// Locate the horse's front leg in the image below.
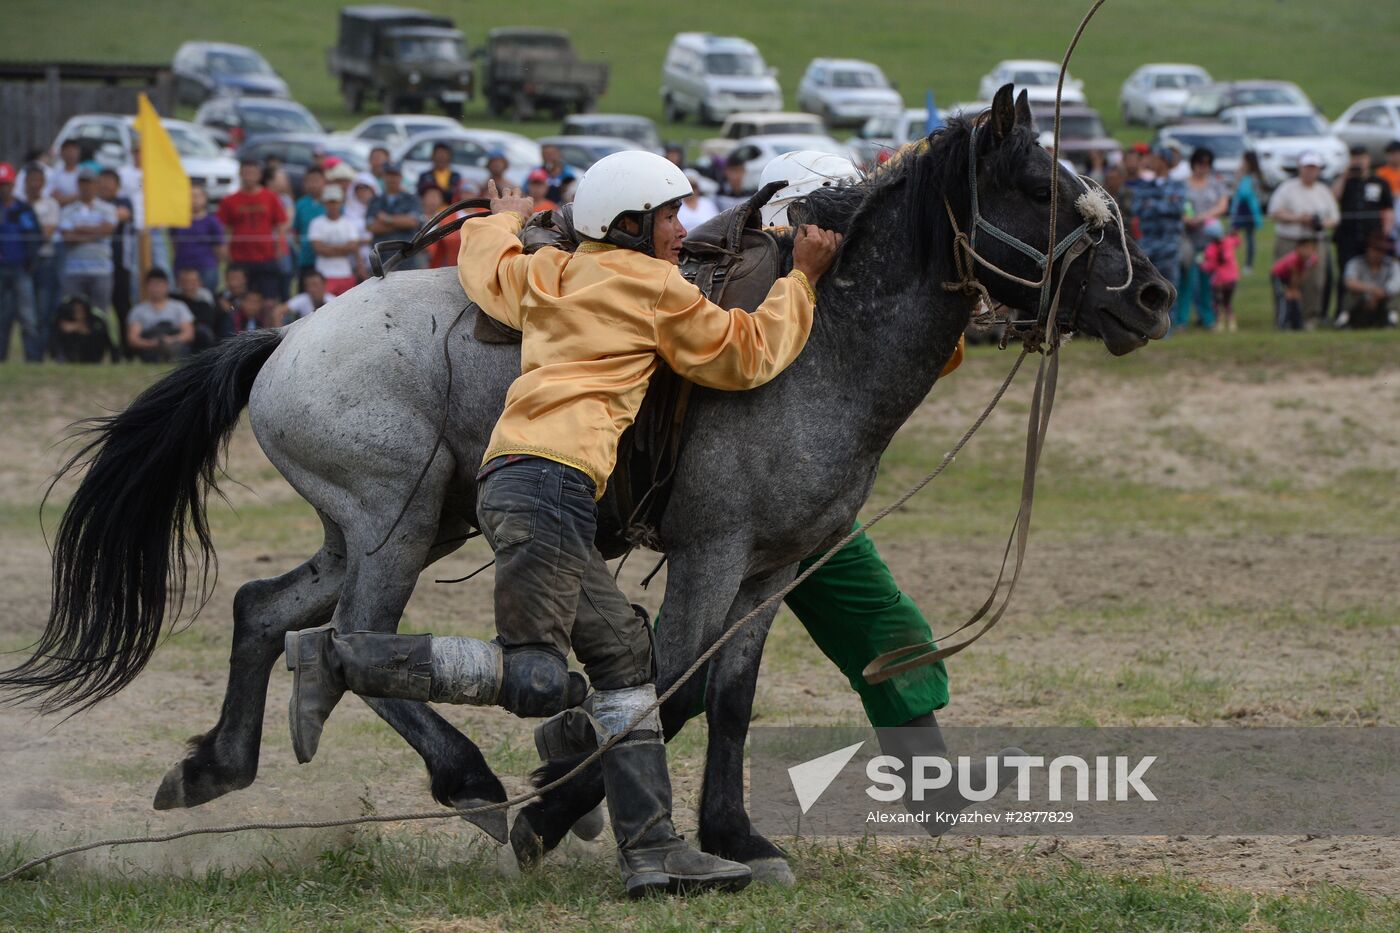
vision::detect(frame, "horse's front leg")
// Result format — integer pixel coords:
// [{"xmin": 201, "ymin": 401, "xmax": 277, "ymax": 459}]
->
[{"xmin": 694, "ymin": 566, "xmax": 796, "ymax": 884}]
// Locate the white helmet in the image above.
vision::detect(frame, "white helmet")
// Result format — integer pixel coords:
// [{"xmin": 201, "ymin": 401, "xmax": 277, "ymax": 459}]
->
[
  {"xmin": 758, "ymin": 151, "xmax": 861, "ymax": 227},
  {"xmin": 572, "ymin": 151, "xmax": 692, "ymax": 253}
]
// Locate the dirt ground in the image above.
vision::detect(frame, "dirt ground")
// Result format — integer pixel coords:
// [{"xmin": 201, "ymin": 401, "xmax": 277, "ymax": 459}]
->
[{"xmin": 1, "ymin": 360, "xmax": 1397, "ymax": 897}]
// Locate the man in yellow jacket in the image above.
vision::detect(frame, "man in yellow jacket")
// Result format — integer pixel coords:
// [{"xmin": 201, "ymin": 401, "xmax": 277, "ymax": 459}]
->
[{"xmin": 285, "ymin": 151, "xmax": 842, "ymax": 897}]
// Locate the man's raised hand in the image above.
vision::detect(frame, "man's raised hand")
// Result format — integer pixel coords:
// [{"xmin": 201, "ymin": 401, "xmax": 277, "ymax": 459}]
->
[{"xmin": 484, "ymin": 180, "xmax": 535, "ymax": 222}]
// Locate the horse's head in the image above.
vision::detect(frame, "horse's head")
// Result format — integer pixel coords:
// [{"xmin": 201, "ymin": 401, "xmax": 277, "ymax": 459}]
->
[{"xmin": 936, "ymin": 85, "xmax": 1174, "ymax": 355}]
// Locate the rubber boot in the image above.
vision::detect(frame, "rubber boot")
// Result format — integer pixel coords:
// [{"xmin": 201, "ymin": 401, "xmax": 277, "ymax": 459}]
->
[
  {"xmin": 285, "ymin": 624, "xmax": 434, "ymax": 765},
  {"xmin": 603, "ymin": 736, "xmax": 751, "ymax": 898},
  {"xmin": 876, "ymin": 712, "xmax": 1025, "ymax": 837}
]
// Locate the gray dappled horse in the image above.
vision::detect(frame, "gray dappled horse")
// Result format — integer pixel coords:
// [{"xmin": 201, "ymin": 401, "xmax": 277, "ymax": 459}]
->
[{"xmin": 2, "ymin": 88, "xmax": 1172, "ymax": 882}]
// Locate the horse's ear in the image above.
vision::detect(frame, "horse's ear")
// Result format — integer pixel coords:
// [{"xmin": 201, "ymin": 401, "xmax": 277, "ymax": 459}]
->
[
  {"xmin": 989, "ymin": 83, "xmax": 1016, "ymax": 141},
  {"xmin": 1014, "ymin": 88, "xmax": 1033, "ymax": 128}
]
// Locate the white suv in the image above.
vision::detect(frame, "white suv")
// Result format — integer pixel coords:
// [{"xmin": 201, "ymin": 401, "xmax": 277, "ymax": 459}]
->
[
  {"xmin": 661, "ymin": 33, "xmax": 782, "ymax": 124},
  {"xmin": 1220, "ymin": 105, "xmax": 1348, "ymax": 186},
  {"xmin": 796, "ymin": 58, "xmax": 902, "ymax": 127}
]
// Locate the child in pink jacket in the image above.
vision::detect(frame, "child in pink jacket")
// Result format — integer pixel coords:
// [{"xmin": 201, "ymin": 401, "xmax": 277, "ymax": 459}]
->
[{"xmin": 1201, "ymin": 220, "xmax": 1242, "ymax": 331}]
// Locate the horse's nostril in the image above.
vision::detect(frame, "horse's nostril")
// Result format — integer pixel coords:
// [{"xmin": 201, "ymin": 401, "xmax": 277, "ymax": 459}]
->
[{"xmin": 1138, "ymin": 282, "xmax": 1172, "ymax": 315}]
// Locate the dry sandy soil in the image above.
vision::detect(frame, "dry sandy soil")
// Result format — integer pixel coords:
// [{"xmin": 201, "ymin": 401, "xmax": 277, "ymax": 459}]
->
[{"xmin": 1, "ymin": 360, "xmax": 1397, "ymax": 897}]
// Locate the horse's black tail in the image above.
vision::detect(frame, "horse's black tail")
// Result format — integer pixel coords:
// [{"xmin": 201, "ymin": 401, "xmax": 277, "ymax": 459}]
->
[{"xmin": 0, "ymin": 330, "xmax": 284, "ymax": 714}]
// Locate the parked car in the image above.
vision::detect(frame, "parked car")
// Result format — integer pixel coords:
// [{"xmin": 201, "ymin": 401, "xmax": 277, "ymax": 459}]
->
[
  {"xmin": 700, "ymin": 111, "xmax": 826, "ymax": 160},
  {"xmin": 1151, "ymin": 123, "xmax": 1248, "ymax": 182},
  {"xmin": 343, "ymin": 114, "xmax": 463, "ymax": 148},
  {"xmin": 726, "ymin": 134, "xmax": 852, "ymax": 190},
  {"xmin": 796, "ymin": 58, "xmax": 902, "ymax": 127},
  {"xmin": 478, "ymin": 28, "xmax": 609, "ymax": 121},
  {"xmin": 235, "ymin": 133, "xmax": 372, "ymax": 196},
  {"xmin": 850, "ymin": 107, "xmax": 942, "ymax": 167},
  {"xmin": 561, "ymin": 114, "xmax": 661, "ymax": 152},
  {"xmin": 977, "ymin": 60, "xmax": 1085, "ymax": 106},
  {"xmin": 194, "ymin": 96, "xmax": 322, "ymax": 148},
  {"xmin": 327, "ymin": 5, "xmax": 473, "ymax": 116},
  {"xmin": 1218, "ymin": 105, "xmax": 1348, "ymax": 185},
  {"xmin": 1026, "ymin": 102, "xmax": 1121, "ymax": 172},
  {"xmin": 48, "ymin": 114, "xmax": 240, "ymax": 201},
  {"xmin": 1179, "ymin": 80, "xmax": 1313, "ymax": 123},
  {"xmin": 392, "ymin": 128, "xmax": 540, "ymax": 192},
  {"xmin": 1119, "ymin": 63, "xmax": 1211, "ymax": 126},
  {"xmin": 661, "ymin": 33, "xmax": 782, "ymax": 124},
  {"xmin": 535, "ymin": 135, "xmax": 646, "ymax": 172},
  {"xmin": 172, "ymin": 41, "xmax": 289, "ymax": 105},
  {"xmin": 1330, "ymin": 96, "xmax": 1400, "ymax": 161}
]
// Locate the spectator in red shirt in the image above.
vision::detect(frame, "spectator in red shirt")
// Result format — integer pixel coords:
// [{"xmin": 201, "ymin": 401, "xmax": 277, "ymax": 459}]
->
[
  {"xmin": 1271, "ymin": 237, "xmax": 1319, "ymax": 331},
  {"xmin": 526, "ymin": 168, "xmax": 558, "ymax": 214},
  {"xmin": 217, "ymin": 159, "xmax": 289, "ymax": 299}
]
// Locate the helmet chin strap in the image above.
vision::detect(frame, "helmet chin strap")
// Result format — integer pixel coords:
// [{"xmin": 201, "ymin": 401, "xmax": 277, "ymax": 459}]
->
[{"xmin": 601, "ymin": 198, "xmax": 685, "ymax": 258}]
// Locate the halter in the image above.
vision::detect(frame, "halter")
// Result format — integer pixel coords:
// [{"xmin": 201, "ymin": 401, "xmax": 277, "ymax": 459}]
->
[{"xmin": 946, "ymin": 122, "xmax": 1117, "ymax": 350}]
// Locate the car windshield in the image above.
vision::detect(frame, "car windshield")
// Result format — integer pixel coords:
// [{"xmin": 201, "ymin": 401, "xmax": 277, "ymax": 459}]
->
[
  {"xmin": 760, "ymin": 122, "xmax": 821, "ymax": 136},
  {"xmin": 207, "ymin": 50, "xmax": 273, "ymax": 76},
  {"xmin": 863, "ymin": 115, "xmax": 897, "ymax": 138},
  {"xmin": 1244, "ymin": 114, "xmax": 1325, "ymax": 137},
  {"xmin": 569, "ymin": 122, "xmax": 655, "ymax": 146},
  {"xmin": 832, "ymin": 69, "xmax": 883, "ymax": 89},
  {"xmin": 241, "ymin": 105, "xmax": 319, "ymax": 135},
  {"xmin": 1184, "ymin": 92, "xmax": 1223, "ymax": 116},
  {"xmin": 161, "ymin": 125, "xmax": 221, "ymax": 159},
  {"xmin": 1057, "ymin": 114, "xmax": 1107, "ymax": 138},
  {"xmin": 705, "ymin": 52, "xmax": 764, "ymax": 77},
  {"xmin": 495, "ymin": 36, "xmax": 568, "ymax": 58},
  {"xmin": 1012, "ymin": 70, "xmax": 1058, "ymax": 87},
  {"xmin": 395, "ymin": 37, "xmax": 462, "ymax": 61},
  {"xmin": 1153, "ymin": 73, "xmax": 1204, "ymax": 89},
  {"xmin": 1166, "ymin": 134, "xmax": 1245, "ymax": 158},
  {"xmin": 1235, "ymin": 86, "xmax": 1305, "ymax": 107}
]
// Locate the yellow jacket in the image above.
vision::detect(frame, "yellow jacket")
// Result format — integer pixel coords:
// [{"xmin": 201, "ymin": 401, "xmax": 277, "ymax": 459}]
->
[{"xmin": 458, "ymin": 212, "xmax": 815, "ymax": 496}]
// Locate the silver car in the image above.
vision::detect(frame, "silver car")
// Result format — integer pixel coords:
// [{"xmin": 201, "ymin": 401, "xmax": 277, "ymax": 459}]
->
[
  {"xmin": 660, "ymin": 32, "xmax": 782, "ymax": 124},
  {"xmin": 561, "ymin": 114, "xmax": 661, "ymax": 152},
  {"xmin": 393, "ymin": 129, "xmax": 540, "ymax": 191},
  {"xmin": 1219, "ymin": 105, "xmax": 1348, "ymax": 186},
  {"xmin": 1152, "ymin": 124, "xmax": 1247, "ymax": 183},
  {"xmin": 796, "ymin": 58, "xmax": 902, "ymax": 127},
  {"xmin": 1330, "ymin": 96, "xmax": 1400, "ymax": 162},
  {"xmin": 1119, "ymin": 64, "xmax": 1211, "ymax": 126},
  {"xmin": 343, "ymin": 115, "xmax": 463, "ymax": 148},
  {"xmin": 48, "ymin": 114, "xmax": 240, "ymax": 202}
]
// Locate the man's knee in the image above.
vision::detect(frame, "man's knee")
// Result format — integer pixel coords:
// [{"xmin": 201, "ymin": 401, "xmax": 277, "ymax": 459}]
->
[{"xmin": 499, "ymin": 646, "xmax": 588, "ymax": 718}]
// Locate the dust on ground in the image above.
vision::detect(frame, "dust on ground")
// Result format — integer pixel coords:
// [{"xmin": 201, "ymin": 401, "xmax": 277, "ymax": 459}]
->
[{"xmin": 0, "ymin": 363, "xmax": 1397, "ymax": 896}]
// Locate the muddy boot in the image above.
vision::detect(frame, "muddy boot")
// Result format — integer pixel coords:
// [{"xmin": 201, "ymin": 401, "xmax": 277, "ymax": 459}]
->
[
  {"xmin": 877, "ymin": 712, "xmax": 1024, "ymax": 837},
  {"xmin": 285, "ymin": 625, "xmax": 501, "ymax": 764}
]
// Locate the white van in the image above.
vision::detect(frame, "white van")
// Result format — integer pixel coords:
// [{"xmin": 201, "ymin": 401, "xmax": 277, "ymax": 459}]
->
[{"xmin": 660, "ymin": 33, "xmax": 782, "ymax": 124}]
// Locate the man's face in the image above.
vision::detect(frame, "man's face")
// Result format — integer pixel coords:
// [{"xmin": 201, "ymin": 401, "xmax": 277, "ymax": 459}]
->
[
  {"xmin": 432, "ymin": 146, "xmax": 451, "ymax": 169},
  {"xmin": 305, "ymin": 275, "xmax": 327, "ymax": 301},
  {"xmin": 177, "ymin": 270, "xmax": 201, "ymax": 295},
  {"xmin": 487, "ymin": 157, "xmax": 507, "ymax": 177},
  {"xmin": 304, "ymin": 173, "xmax": 325, "ymax": 198},
  {"xmin": 77, "ymin": 177, "xmax": 95, "ymax": 201},
  {"xmin": 191, "ymin": 187, "xmax": 208, "ymax": 213},
  {"xmin": 60, "ymin": 143, "xmax": 79, "ymax": 167},
  {"xmin": 24, "ymin": 171, "xmax": 45, "ymax": 201},
  {"xmin": 1299, "ymin": 164, "xmax": 1321, "ymax": 185},
  {"xmin": 541, "ymin": 146, "xmax": 561, "ymax": 169},
  {"xmin": 383, "ymin": 171, "xmax": 402, "ymax": 193},
  {"xmin": 527, "ymin": 179, "xmax": 548, "ymax": 202},
  {"xmin": 370, "ymin": 148, "xmax": 388, "ymax": 171},
  {"xmin": 97, "ymin": 174, "xmax": 118, "ymax": 199},
  {"xmin": 0, "ymin": 182, "xmax": 12, "ymax": 202},
  {"xmin": 724, "ymin": 164, "xmax": 745, "ymax": 189},
  {"xmin": 1388, "ymin": 149, "xmax": 1400, "ymax": 168},
  {"xmin": 652, "ymin": 203, "xmax": 687, "ymax": 265},
  {"xmin": 227, "ymin": 270, "xmax": 247, "ymax": 294},
  {"xmin": 1350, "ymin": 152, "xmax": 1371, "ymax": 174},
  {"xmin": 240, "ymin": 163, "xmax": 262, "ymax": 188},
  {"xmin": 241, "ymin": 293, "xmax": 264, "ymax": 318},
  {"xmin": 147, "ymin": 277, "xmax": 170, "ymax": 302},
  {"xmin": 420, "ymin": 189, "xmax": 444, "ymax": 216},
  {"xmin": 325, "ymin": 197, "xmax": 342, "ymax": 219}
]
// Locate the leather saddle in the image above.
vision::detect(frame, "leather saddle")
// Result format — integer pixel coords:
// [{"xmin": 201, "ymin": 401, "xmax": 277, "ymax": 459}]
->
[{"xmin": 471, "ymin": 183, "xmax": 788, "ymax": 555}]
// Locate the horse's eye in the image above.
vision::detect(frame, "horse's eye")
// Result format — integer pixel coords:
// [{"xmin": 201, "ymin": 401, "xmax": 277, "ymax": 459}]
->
[{"xmin": 1032, "ymin": 186, "xmax": 1052, "ymax": 203}]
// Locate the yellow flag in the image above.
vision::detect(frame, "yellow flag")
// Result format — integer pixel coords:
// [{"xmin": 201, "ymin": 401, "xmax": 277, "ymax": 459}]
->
[{"xmin": 133, "ymin": 93, "xmax": 191, "ymax": 228}]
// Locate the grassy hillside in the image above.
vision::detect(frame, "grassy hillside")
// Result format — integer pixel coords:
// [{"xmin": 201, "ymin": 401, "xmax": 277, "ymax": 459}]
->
[{"xmin": 3, "ymin": 0, "xmax": 1396, "ymax": 143}]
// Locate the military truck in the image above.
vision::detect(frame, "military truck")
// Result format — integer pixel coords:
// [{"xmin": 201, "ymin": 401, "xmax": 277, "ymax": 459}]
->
[
  {"xmin": 478, "ymin": 28, "xmax": 609, "ymax": 121},
  {"xmin": 328, "ymin": 6, "xmax": 474, "ymax": 117}
]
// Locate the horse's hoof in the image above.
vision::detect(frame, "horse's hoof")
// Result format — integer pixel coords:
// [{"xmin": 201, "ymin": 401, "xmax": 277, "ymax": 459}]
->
[
  {"xmin": 570, "ymin": 803, "xmax": 606, "ymax": 841},
  {"xmin": 511, "ymin": 811, "xmax": 547, "ymax": 871},
  {"xmin": 152, "ymin": 763, "xmax": 187, "ymax": 810},
  {"xmin": 746, "ymin": 856, "xmax": 795, "ymax": 886},
  {"xmin": 454, "ymin": 797, "xmax": 509, "ymax": 844}
]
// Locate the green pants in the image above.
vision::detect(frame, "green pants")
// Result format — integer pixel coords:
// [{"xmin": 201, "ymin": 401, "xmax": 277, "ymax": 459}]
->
[{"xmin": 658, "ymin": 527, "xmax": 949, "ymax": 728}]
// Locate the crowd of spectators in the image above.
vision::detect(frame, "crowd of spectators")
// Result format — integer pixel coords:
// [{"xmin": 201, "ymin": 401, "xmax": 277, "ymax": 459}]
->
[
  {"xmin": 1109, "ymin": 139, "xmax": 1398, "ymax": 332},
  {"xmin": 0, "ymin": 141, "xmax": 609, "ymax": 363}
]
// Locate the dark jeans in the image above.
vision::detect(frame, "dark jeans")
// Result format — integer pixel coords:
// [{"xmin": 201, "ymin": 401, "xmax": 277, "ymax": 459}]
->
[
  {"xmin": 0, "ymin": 265, "xmax": 36, "ymax": 362},
  {"xmin": 239, "ymin": 260, "xmax": 284, "ymax": 300},
  {"xmin": 476, "ymin": 456, "xmax": 652, "ymax": 691},
  {"xmin": 28, "ymin": 254, "xmax": 60, "ymax": 361}
]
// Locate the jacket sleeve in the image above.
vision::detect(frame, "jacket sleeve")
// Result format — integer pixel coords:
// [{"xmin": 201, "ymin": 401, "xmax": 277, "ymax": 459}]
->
[
  {"xmin": 456, "ymin": 212, "xmax": 529, "ymax": 330},
  {"xmin": 652, "ymin": 266, "xmax": 814, "ymax": 391}
]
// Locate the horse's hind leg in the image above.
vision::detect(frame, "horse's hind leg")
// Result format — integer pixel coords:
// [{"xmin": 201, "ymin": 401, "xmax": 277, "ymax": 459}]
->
[{"xmin": 154, "ymin": 512, "xmax": 347, "ymax": 810}]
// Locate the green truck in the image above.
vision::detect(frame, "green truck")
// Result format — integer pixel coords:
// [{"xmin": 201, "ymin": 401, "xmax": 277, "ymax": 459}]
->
[
  {"xmin": 328, "ymin": 5, "xmax": 474, "ymax": 117},
  {"xmin": 479, "ymin": 28, "xmax": 609, "ymax": 121}
]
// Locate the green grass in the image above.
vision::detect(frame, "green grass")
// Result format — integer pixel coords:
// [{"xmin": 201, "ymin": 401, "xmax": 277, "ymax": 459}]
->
[
  {"xmin": 2, "ymin": 834, "xmax": 1397, "ymax": 931},
  {"xmin": 1, "ymin": 0, "xmax": 1397, "ymax": 146}
]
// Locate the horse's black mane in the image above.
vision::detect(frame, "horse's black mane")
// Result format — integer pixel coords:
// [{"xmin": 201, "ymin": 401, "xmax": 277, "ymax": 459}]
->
[{"xmin": 790, "ymin": 113, "xmax": 1039, "ymax": 275}]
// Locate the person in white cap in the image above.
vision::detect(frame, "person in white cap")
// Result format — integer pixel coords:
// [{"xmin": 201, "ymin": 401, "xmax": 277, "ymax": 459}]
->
[
  {"xmin": 306, "ymin": 185, "xmax": 365, "ymax": 295},
  {"xmin": 1267, "ymin": 152, "xmax": 1339, "ymax": 327},
  {"xmin": 283, "ymin": 151, "xmax": 843, "ymax": 898}
]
